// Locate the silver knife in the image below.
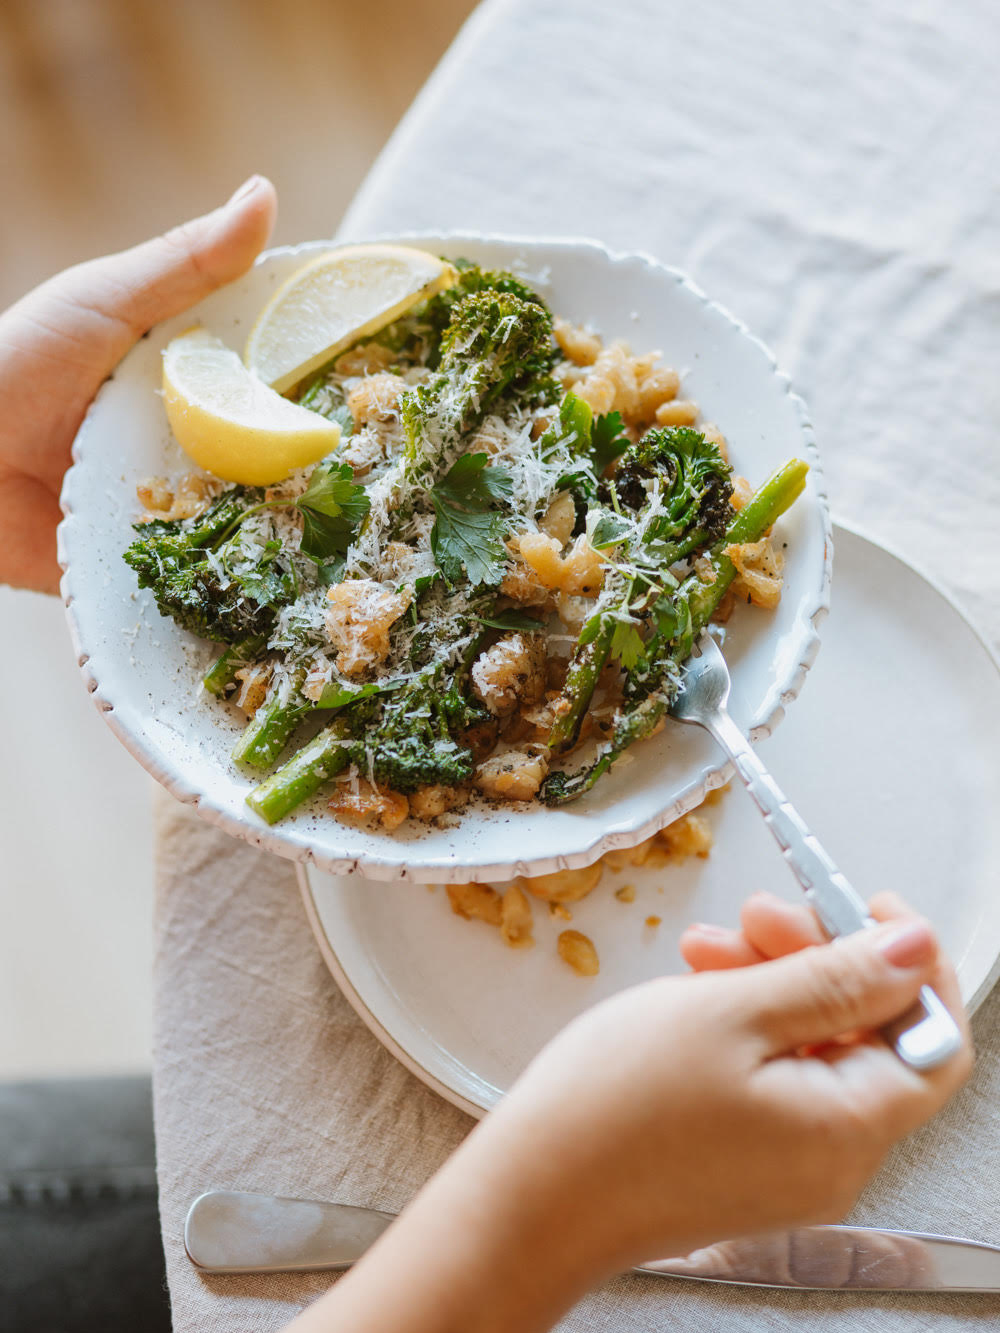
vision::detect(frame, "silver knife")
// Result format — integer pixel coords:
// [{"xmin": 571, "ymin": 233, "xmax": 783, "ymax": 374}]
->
[{"xmin": 185, "ymin": 1191, "xmax": 1000, "ymax": 1292}]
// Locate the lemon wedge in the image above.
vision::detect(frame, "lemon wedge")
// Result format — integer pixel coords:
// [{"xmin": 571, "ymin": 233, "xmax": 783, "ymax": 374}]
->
[
  {"xmin": 244, "ymin": 244, "xmax": 457, "ymax": 393},
  {"xmin": 162, "ymin": 329, "xmax": 341, "ymax": 485}
]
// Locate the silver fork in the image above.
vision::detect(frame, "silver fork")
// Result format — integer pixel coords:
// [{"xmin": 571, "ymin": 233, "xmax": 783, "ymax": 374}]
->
[{"xmin": 669, "ymin": 632, "xmax": 962, "ymax": 1071}]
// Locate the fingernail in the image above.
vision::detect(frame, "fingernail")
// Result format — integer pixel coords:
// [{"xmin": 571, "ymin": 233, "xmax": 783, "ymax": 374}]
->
[
  {"xmin": 227, "ymin": 175, "xmax": 263, "ymax": 207},
  {"xmin": 877, "ymin": 920, "xmax": 935, "ymax": 968},
  {"xmin": 689, "ymin": 922, "xmax": 729, "ymax": 937}
]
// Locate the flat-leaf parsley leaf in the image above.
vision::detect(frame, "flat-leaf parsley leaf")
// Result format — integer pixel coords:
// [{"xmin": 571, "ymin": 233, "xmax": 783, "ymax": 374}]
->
[
  {"xmin": 296, "ymin": 461, "xmax": 371, "ymax": 562},
  {"xmin": 430, "ymin": 453, "xmax": 514, "ymax": 587},
  {"xmin": 591, "ymin": 410, "xmax": 630, "ymax": 474}
]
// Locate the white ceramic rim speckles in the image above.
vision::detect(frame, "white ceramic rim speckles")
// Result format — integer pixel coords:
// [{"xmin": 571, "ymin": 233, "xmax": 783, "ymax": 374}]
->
[{"xmin": 58, "ymin": 233, "xmax": 831, "ymax": 883}]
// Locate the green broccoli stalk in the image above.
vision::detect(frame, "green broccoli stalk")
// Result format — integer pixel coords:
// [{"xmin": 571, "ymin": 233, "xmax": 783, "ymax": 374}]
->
[
  {"xmin": 245, "ymin": 714, "xmax": 356, "ymax": 826},
  {"xmin": 542, "ymin": 458, "xmax": 808, "ymax": 803},
  {"xmin": 232, "ymin": 671, "xmax": 315, "ymax": 769},
  {"xmin": 245, "ymin": 631, "xmax": 491, "ymax": 824},
  {"xmin": 202, "ymin": 633, "xmax": 269, "ymax": 697}
]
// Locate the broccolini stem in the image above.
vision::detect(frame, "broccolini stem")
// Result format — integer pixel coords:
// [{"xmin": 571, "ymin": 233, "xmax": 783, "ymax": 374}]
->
[
  {"xmin": 246, "ymin": 718, "xmax": 354, "ymax": 825},
  {"xmin": 232, "ymin": 677, "xmax": 314, "ymax": 769},
  {"xmin": 202, "ymin": 634, "xmax": 268, "ymax": 697},
  {"xmin": 547, "ymin": 616, "xmax": 616, "ymax": 755},
  {"xmin": 542, "ymin": 695, "xmax": 667, "ymax": 805},
  {"xmin": 542, "ymin": 458, "xmax": 809, "ymax": 805}
]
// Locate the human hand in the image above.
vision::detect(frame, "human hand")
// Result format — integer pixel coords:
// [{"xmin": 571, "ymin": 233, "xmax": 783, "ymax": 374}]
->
[
  {"xmin": 298, "ymin": 893, "xmax": 970, "ymax": 1333},
  {"xmin": 478, "ymin": 891, "xmax": 970, "ymax": 1278},
  {"xmin": 0, "ymin": 175, "xmax": 277, "ymax": 594}
]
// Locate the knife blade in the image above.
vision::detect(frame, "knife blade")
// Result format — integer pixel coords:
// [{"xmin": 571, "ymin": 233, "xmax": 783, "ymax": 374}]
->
[{"xmin": 185, "ymin": 1191, "xmax": 1000, "ymax": 1292}]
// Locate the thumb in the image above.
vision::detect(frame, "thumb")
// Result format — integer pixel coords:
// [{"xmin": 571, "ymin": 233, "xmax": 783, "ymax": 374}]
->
[
  {"xmin": 742, "ymin": 918, "xmax": 939, "ymax": 1054},
  {"xmin": 49, "ymin": 175, "xmax": 277, "ymax": 355}
]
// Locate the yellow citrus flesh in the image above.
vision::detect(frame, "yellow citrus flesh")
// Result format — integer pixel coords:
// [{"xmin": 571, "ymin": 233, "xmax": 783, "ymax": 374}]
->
[
  {"xmin": 244, "ymin": 244, "xmax": 458, "ymax": 393},
  {"xmin": 162, "ymin": 329, "xmax": 341, "ymax": 485}
]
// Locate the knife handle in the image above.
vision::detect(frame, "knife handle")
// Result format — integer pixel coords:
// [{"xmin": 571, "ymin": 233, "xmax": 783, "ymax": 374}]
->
[
  {"xmin": 708, "ymin": 709, "xmax": 963, "ymax": 1072},
  {"xmin": 185, "ymin": 1190, "xmax": 395, "ymax": 1273}
]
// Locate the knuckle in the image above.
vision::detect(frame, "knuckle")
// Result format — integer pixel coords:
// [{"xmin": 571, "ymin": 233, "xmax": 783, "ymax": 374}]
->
[
  {"xmin": 161, "ymin": 221, "xmax": 213, "ymax": 284},
  {"xmin": 806, "ymin": 953, "xmax": 871, "ymax": 1030}
]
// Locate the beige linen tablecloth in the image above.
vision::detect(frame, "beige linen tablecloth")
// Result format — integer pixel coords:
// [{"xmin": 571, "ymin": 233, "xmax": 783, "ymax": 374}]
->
[{"xmin": 153, "ymin": 1, "xmax": 1000, "ymax": 1328}]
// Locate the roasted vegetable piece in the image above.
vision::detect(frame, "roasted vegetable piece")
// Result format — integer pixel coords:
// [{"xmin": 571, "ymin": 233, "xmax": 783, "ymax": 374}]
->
[
  {"xmin": 123, "ymin": 488, "xmax": 297, "ymax": 643},
  {"xmin": 543, "ymin": 458, "xmax": 808, "ymax": 802},
  {"xmin": 232, "ymin": 672, "xmax": 314, "ymax": 769},
  {"xmin": 364, "ymin": 663, "xmax": 487, "ymax": 794},
  {"xmin": 246, "ymin": 714, "xmax": 356, "ymax": 825},
  {"xmin": 396, "ymin": 288, "xmax": 557, "ymax": 502},
  {"xmin": 421, "ymin": 265, "xmax": 551, "ymax": 366},
  {"xmin": 245, "ymin": 629, "xmax": 492, "ymax": 822},
  {"xmin": 202, "ymin": 633, "xmax": 269, "ymax": 697},
  {"xmin": 609, "ymin": 425, "xmax": 734, "ymax": 561},
  {"xmin": 548, "ymin": 427, "xmax": 734, "ymax": 754}
]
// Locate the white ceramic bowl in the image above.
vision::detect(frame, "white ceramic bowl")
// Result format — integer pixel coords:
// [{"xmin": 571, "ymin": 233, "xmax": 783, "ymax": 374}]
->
[{"xmin": 58, "ymin": 234, "xmax": 831, "ymax": 883}]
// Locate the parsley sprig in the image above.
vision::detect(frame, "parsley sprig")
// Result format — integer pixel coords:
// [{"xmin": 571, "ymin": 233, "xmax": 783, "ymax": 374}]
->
[
  {"xmin": 219, "ymin": 460, "xmax": 371, "ymax": 570},
  {"xmin": 429, "ymin": 453, "xmax": 514, "ymax": 587},
  {"xmin": 294, "ymin": 461, "xmax": 371, "ymax": 562}
]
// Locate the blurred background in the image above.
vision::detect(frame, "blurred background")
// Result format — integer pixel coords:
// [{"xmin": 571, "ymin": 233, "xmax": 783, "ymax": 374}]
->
[{"xmin": 0, "ymin": 0, "xmax": 476, "ymax": 1077}]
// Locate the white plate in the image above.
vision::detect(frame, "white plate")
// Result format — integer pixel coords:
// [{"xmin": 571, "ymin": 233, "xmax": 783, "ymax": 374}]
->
[
  {"xmin": 58, "ymin": 233, "xmax": 829, "ymax": 882},
  {"xmin": 300, "ymin": 523, "xmax": 1000, "ymax": 1117}
]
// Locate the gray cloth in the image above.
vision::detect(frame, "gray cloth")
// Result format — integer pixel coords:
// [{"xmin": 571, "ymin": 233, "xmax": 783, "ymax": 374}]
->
[
  {"xmin": 2, "ymin": 1077, "xmax": 170, "ymax": 1333},
  {"xmin": 153, "ymin": 0, "xmax": 1000, "ymax": 1328}
]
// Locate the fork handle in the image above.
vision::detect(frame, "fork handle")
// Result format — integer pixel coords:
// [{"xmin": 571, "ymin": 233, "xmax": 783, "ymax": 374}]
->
[{"xmin": 706, "ymin": 708, "xmax": 963, "ymax": 1072}]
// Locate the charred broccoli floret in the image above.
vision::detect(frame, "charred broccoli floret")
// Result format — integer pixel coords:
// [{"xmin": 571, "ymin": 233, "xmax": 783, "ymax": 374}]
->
[
  {"xmin": 438, "ymin": 286, "xmax": 557, "ymax": 408},
  {"xmin": 546, "ymin": 426, "xmax": 734, "ymax": 755},
  {"xmin": 610, "ymin": 426, "xmax": 734, "ymax": 556},
  {"xmin": 397, "ymin": 289, "xmax": 557, "ymax": 499},
  {"xmin": 363, "ymin": 664, "xmax": 487, "ymax": 793},
  {"xmin": 420, "ymin": 264, "xmax": 552, "ymax": 368},
  {"xmin": 123, "ymin": 487, "xmax": 296, "ymax": 643},
  {"xmin": 343, "ymin": 262, "xmax": 555, "ymax": 375},
  {"xmin": 542, "ymin": 460, "xmax": 809, "ymax": 803},
  {"xmin": 245, "ymin": 628, "xmax": 494, "ymax": 823}
]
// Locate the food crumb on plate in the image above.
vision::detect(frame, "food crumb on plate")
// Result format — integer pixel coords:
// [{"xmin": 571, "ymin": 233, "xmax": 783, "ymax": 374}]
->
[{"xmin": 557, "ymin": 930, "xmax": 599, "ymax": 977}]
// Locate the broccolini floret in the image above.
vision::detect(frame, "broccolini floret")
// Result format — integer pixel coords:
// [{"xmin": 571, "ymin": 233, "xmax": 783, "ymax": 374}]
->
[
  {"xmin": 362, "ymin": 663, "xmax": 487, "ymax": 793},
  {"xmin": 610, "ymin": 425, "xmax": 734, "ymax": 559},
  {"xmin": 373, "ymin": 262, "xmax": 553, "ymax": 368},
  {"xmin": 542, "ymin": 459, "xmax": 809, "ymax": 803},
  {"xmin": 397, "ymin": 289, "xmax": 557, "ymax": 499},
  {"xmin": 123, "ymin": 489, "xmax": 297, "ymax": 643},
  {"xmin": 546, "ymin": 426, "xmax": 734, "ymax": 754}
]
